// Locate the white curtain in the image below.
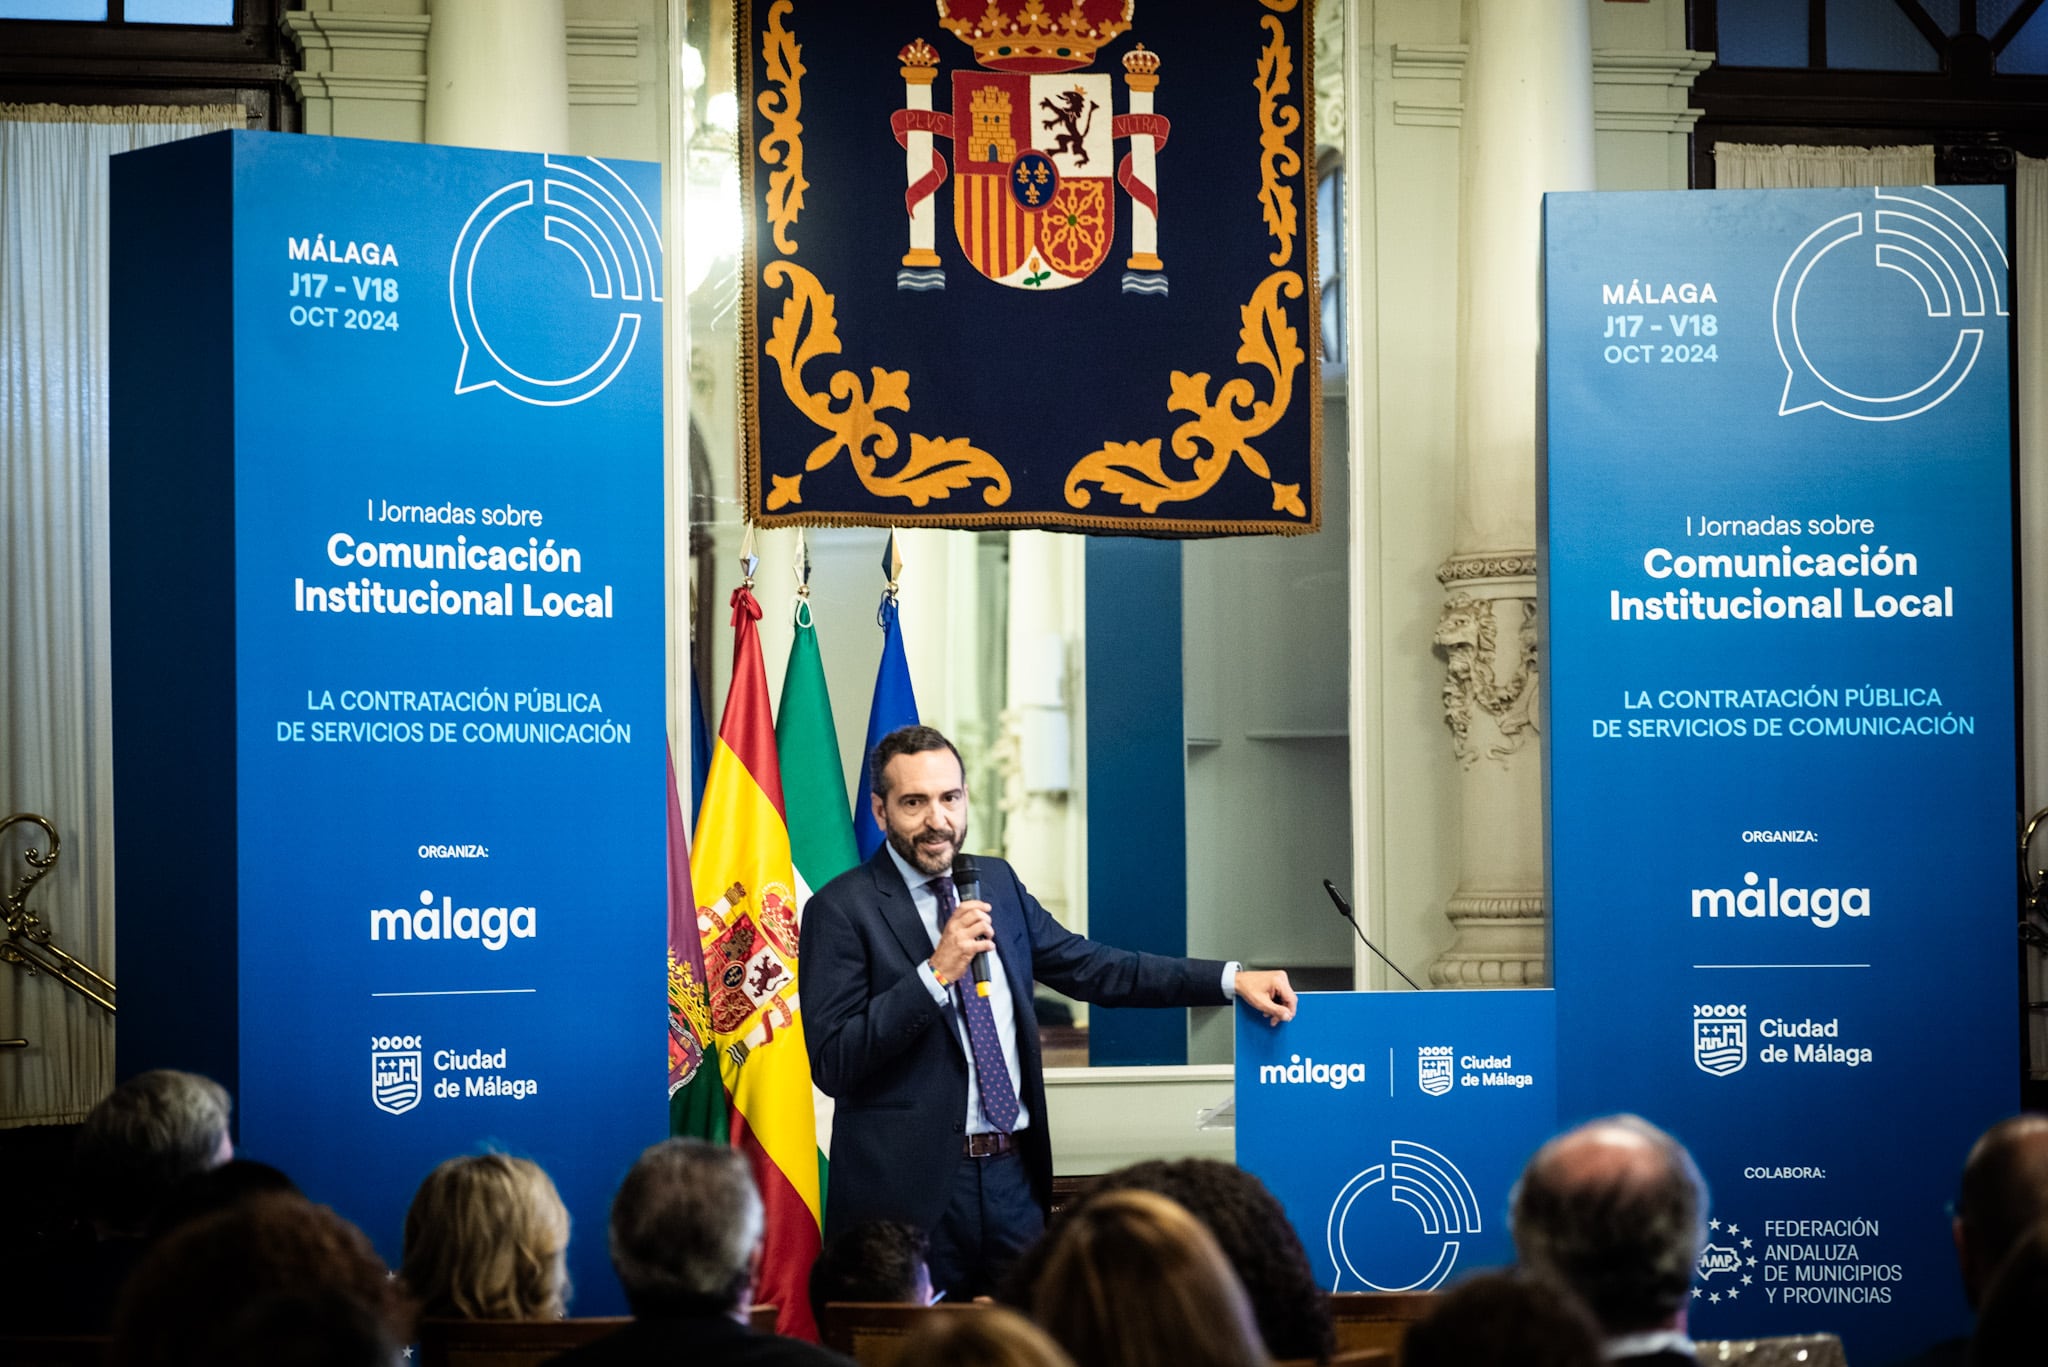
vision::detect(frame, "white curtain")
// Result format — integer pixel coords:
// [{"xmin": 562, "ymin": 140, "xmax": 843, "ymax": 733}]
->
[
  {"xmin": 1, "ymin": 102, "xmax": 243, "ymax": 1126},
  {"xmin": 1711, "ymin": 141, "xmax": 1935, "ymax": 188},
  {"xmin": 2019, "ymin": 156, "xmax": 2048, "ymax": 1083}
]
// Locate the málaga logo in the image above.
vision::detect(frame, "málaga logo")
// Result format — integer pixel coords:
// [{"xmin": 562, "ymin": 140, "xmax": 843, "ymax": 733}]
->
[
  {"xmin": 371, "ymin": 1034, "xmax": 423, "ymax": 1115},
  {"xmin": 449, "ymin": 154, "xmax": 662, "ymax": 407},
  {"xmin": 1694, "ymin": 1004, "xmax": 1748, "ymax": 1077},
  {"xmin": 1773, "ymin": 186, "xmax": 2007, "ymax": 423},
  {"xmin": 1418, "ymin": 1045, "xmax": 1453, "ymax": 1097}
]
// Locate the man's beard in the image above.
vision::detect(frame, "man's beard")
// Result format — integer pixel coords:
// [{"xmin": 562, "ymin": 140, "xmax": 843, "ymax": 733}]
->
[{"xmin": 888, "ymin": 817, "xmax": 967, "ymax": 877}]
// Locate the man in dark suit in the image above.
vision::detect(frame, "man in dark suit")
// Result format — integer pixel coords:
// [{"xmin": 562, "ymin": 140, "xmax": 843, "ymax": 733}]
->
[
  {"xmin": 1888, "ymin": 1113, "xmax": 2048, "ymax": 1367},
  {"xmin": 1509, "ymin": 1116, "xmax": 1707, "ymax": 1367},
  {"xmin": 549, "ymin": 1139, "xmax": 848, "ymax": 1367},
  {"xmin": 801, "ymin": 724, "xmax": 1296, "ymax": 1299}
]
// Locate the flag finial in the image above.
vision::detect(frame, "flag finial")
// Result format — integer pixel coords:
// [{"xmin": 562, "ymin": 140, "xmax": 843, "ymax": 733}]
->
[{"xmin": 881, "ymin": 532, "xmax": 903, "ymax": 598}]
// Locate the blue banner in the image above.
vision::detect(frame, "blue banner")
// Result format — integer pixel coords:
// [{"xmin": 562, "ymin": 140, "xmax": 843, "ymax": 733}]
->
[
  {"xmin": 112, "ymin": 131, "xmax": 666, "ymax": 1313},
  {"xmin": 1543, "ymin": 186, "xmax": 2017, "ymax": 1359},
  {"xmin": 1236, "ymin": 991, "xmax": 1556, "ymax": 1293}
]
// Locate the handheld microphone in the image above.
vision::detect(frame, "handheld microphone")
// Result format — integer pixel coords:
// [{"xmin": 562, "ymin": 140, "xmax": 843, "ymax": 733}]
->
[
  {"xmin": 953, "ymin": 854, "xmax": 991, "ymax": 996},
  {"xmin": 1322, "ymin": 879, "xmax": 1422, "ymax": 991}
]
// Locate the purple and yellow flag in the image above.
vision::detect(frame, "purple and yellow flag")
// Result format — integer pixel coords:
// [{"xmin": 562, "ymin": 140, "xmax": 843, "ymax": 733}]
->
[
  {"xmin": 740, "ymin": 0, "xmax": 1319, "ymax": 536},
  {"xmin": 667, "ymin": 746, "xmax": 727, "ymax": 1143}
]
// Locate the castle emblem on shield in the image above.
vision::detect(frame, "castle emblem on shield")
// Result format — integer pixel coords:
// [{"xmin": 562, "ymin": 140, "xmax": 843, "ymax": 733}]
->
[
  {"xmin": 371, "ymin": 1042, "xmax": 423, "ymax": 1116},
  {"xmin": 1693, "ymin": 1003, "xmax": 1748, "ymax": 1077},
  {"xmin": 891, "ymin": 1, "xmax": 1169, "ymax": 295},
  {"xmin": 1417, "ymin": 1045, "xmax": 1453, "ymax": 1097}
]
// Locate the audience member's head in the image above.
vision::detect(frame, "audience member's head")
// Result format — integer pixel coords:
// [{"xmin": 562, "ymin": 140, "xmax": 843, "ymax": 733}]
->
[
  {"xmin": 1030, "ymin": 1189, "xmax": 1271, "ymax": 1367},
  {"xmin": 1952, "ymin": 1113, "xmax": 2048, "ymax": 1309},
  {"xmin": 1020, "ymin": 1159, "xmax": 1332, "ymax": 1363},
  {"xmin": 147, "ymin": 1159, "xmax": 299, "ymax": 1242},
  {"xmin": 76, "ymin": 1069, "xmax": 234, "ymax": 1234},
  {"xmin": 608, "ymin": 1137, "xmax": 762, "ymax": 1320},
  {"xmin": 111, "ymin": 1191, "xmax": 412, "ymax": 1367},
  {"xmin": 808, "ymin": 1218, "xmax": 932, "ymax": 1326},
  {"xmin": 1510, "ymin": 1114, "xmax": 1708, "ymax": 1338},
  {"xmin": 896, "ymin": 1305, "xmax": 1076, "ymax": 1367},
  {"xmin": 402, "ymin": 1151, "xmax": 572, "ymax": 1320},
  {"xmin": 1968, "ymin": 1219, "xmax": 2048, "ymax": 1367},
  {"xmin": 1400, "ymin": 1270, "xmax": 1605, "ymax": 1367}
]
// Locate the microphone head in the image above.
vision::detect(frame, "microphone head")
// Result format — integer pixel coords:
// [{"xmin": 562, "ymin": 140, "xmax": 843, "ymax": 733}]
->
[
  {"xmin": 952, "ymin": 853, "xmax": 981, "ymax": 887},
  {"xmin": 1322, "ymin": 879, "xmax": 1354, "ymax": 920}
]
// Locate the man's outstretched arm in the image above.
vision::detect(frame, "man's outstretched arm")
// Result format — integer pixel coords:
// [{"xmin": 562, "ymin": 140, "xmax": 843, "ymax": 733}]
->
[{"xmin": 1233, "ymin": 968, "xmax": 1297, "ymax": 1026}]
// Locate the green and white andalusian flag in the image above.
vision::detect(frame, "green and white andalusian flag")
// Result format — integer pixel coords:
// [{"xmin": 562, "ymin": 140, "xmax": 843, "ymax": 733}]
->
[
  {"xmin": 776, "ymin": 598, "xmax": 860, "ymax": 901},
  {"xmin": 775, "ymin": 592, "xmax": 859, "ymax": 1201}
]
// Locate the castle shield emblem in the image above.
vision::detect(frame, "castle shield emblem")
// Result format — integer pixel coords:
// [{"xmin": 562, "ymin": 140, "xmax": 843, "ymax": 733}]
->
[
  {"xmin": 1693, "ymin": 1005, "xmax": 1748, "ymax": 1077},
  {"xmin": 950, "ymin": 70, "xmax": 1115, "ymax": 288},
  {"xmin": 1418, "ymin": 1045, "xmax": 1453, "ymax": 1097},
  {"xmin": 371, "ymin": 1045, "xmax": 423, "ymax": 1115}
]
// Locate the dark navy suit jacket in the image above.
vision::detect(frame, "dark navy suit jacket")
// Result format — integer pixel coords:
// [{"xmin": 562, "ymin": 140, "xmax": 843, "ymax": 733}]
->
[{"xmin": 799, "ymin": 849, "xmax": 1228, "ymax": 1237}]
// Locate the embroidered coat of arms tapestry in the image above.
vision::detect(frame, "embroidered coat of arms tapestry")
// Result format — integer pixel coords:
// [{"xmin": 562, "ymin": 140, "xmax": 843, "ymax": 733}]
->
[{"xmin": 740, "ymin": 0, "xmax": 1320, "ymax": 537}]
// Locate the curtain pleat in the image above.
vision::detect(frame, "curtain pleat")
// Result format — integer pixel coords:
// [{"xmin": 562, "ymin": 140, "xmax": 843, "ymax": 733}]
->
[
  {"xmin": 1712, "ymin": 142, "xmax": 1936, "ymax": 189},
  {"xmin": 1, "ymin": 106, "xmax": 240, "ymax": 1126},
  {"xmin": 2015, "ymin": 156, "xmax": 2048, "ymax": 1082}
]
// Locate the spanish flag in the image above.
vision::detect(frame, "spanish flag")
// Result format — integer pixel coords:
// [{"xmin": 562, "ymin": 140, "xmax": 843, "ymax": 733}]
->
[{"xmin": 692, "ymin": 584, "xmax": 823, "ymax": 1339}]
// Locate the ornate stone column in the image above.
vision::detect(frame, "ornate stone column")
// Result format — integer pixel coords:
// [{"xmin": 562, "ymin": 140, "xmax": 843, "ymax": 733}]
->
[
  {"xmin": 424, "ymin": 0, "xmax": 570, "ymax": 153},
  {"xmin": 1429, "ymin": 0, "xmax": 1593, "ymax": 987}
]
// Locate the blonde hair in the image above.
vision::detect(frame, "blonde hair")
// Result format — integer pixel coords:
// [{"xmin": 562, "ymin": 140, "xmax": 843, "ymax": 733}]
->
[
  {"xmin": 402, "ymin": 1153, "xmax": 570, "ymax": 1320},
  {"xmin": 896, "ymin": 1306, "xmax": 1076, "ymax": 1367},
  {"xmin": 1031, "ymin": 1190, "xmax": 1271, "ymax": 1367}
]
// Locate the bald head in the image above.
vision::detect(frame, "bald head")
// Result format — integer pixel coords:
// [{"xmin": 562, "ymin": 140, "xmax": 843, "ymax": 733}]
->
[
  {"xmin": 1955, "ymin": 1114, "xmax": 2048, "ymax": 1308},
  {"xmin": 1511, "ymin": 1116, "xmax": 1707, "ymax": 1336}
]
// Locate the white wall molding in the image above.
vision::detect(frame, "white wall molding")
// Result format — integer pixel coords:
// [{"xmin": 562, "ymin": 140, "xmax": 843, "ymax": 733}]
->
[
  {"xmin": 568, "ymin": 19, "xmax": 639, "ymax": 59},
  {"xmin": 1593, "ymin": 48, "xmax": 1709, "ymax": 136},
  {"xmin": 1383, "ymin": 44, "xmax": 1706, "ymax": 135}
]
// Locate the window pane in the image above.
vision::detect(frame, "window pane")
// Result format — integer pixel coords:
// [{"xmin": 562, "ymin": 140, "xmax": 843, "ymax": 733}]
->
[
  {"xmin": 1826, "ymin": 0, "xmax": 1942, "ymax": 70},
  {"xmin": 1919, "ymin": 0, "xmax": 1961, "ymax": 34},
  {"xmin": 0, "ymin": 0, "xmax": 109, "ymax": 17},
  {"xmin": 125, "ymin": 0, "xmax": 234, "ymax": 23},
  {"xmin": 1716, "ymin": 0, "xmax": 1809, "ymax": 67},
  {"xmin": 1982, "ymin": 0, "xmax": 2030, "ymax": 38},
  {"xmin": 2000, "ymin": 9, "xmax": 2048, "ymax": 72}
]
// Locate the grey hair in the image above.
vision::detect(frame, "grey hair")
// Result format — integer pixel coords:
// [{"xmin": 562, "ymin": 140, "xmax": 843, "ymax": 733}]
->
[
  {"xmin": 1510, "ymin": 1114, "xmax": 1708, "ymax": 1334},
  {"xmin": 77, "ymin": 1069, "xmax": 233, "ymax": 1229},
  {"xmin": 607, "ymin": 1139, "xmax": 762, "ymax": 1315}
]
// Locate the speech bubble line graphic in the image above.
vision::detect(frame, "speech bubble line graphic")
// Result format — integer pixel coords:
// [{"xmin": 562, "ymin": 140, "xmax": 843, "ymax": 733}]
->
[
  {"xmin": 1773, "ymin": 186, "xmax": 2008, "ymax": 424},
  {"xmin": 449, "ymin": 154, "xmax": 663, "ymax": 408},
  {"xmin": 1326, "ymin": 1140, "xmax": 1482, "ymax": 1292}
]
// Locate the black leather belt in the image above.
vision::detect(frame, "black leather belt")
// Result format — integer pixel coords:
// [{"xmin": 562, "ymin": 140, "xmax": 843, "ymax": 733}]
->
[{"xmin": 964, "ymin": 1130, "xmax": 1018, "ymax": 1157}]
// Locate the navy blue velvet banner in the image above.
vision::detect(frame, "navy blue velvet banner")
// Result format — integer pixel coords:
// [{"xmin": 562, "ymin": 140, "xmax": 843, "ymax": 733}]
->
[{"xmin": 740, "ymin": 0, "xmax": 1320, "ymax": 536}]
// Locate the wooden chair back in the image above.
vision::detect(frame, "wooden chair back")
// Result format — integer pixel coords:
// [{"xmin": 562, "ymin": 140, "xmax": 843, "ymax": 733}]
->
[
  {"xmin": 1693, "ymin": 1333, "xmax": 1848, "ymax": 1367},
  {"xmin": 817, "ymin": 1302, "xmax": 985, "ymax": 1367},
  {"xmin": 1325, "ymin": 1291, "xmax": 1439, "ymax": 1357},
  {"xmin": 1276, "ymin": 1349, "xmax": 1393, "ymax": 1367},
  {"xmin": 415, "ymin": 1316, "xmax": 631, "ymax": 1367}
]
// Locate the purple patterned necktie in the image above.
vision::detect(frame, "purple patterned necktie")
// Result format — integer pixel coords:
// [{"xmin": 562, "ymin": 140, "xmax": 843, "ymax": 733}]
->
[{"xmin": 932, "ymin": 875, "xmax": 1020, "ymax": 1133}]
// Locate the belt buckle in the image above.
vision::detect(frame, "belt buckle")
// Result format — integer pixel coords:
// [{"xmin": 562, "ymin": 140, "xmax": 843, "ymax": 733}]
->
[{"xmin": 965, "ymin": 1132, "xmax": 1006, "ymax": 1158}]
